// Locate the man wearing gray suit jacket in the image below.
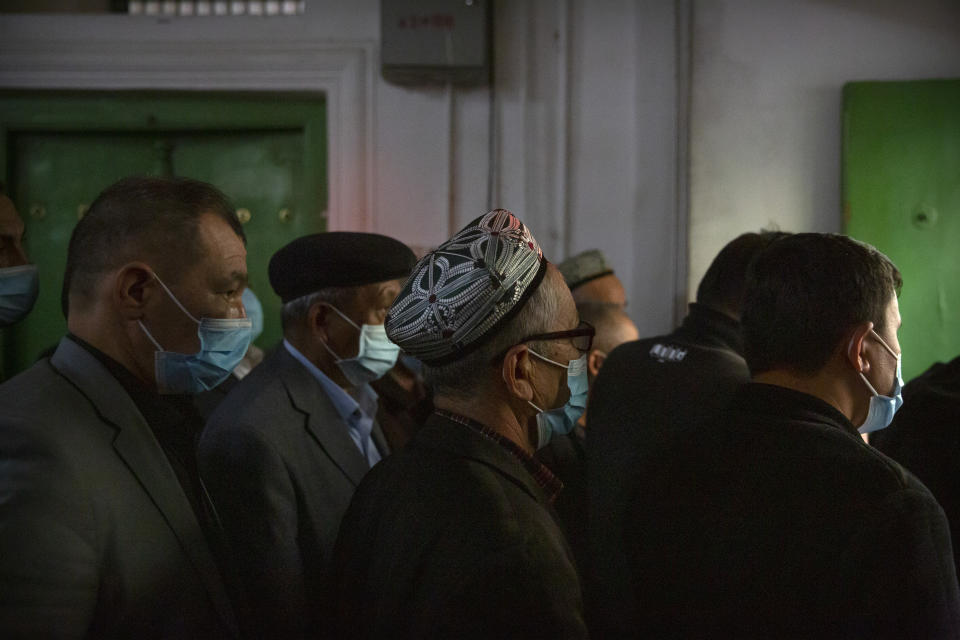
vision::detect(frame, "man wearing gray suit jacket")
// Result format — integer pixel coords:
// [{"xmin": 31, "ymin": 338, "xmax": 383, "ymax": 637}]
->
[
  {"xmin": 198, "ymin": 232, "xmax": 416, "ymax": 639},
  {"xmin": 0, "ymin": 177, "xmax": 248, "ymax": 637}
]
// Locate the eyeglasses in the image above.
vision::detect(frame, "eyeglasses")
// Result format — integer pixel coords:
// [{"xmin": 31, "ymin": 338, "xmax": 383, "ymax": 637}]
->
[
  {"xmin": 519, "ymin": 320, "xmax": 595, "ymax": 354},
  {"xmin": 490, "ymin": 320, "xmax": 596, "ymax": 365}
]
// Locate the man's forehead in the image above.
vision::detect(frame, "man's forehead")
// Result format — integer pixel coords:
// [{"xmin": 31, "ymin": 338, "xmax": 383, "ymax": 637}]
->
[{"xmin": 198, "ymin": 213, "xmax": 246, "ymax": 259}]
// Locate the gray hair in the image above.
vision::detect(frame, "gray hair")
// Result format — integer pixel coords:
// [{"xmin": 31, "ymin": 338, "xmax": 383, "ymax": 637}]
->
[
  {"xmin": 280, "ymin": 285, "xmax": 357, "ymax": 333},
  {"xmin": 423, "ymin": 267, "xmax": 564, "ymax": 400}
]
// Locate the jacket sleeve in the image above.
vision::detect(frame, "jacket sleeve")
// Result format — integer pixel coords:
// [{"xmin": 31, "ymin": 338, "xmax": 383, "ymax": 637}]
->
[
  {"xmin": 198, "ymin": 422, "xmax": 306, "ymax": 639},
  {"xmin": 0, "ymin": 417, "xmax": 99, "ymax": 636},
  {"xmin": 842, "ymin": 486, "xmax": 960, "ymax": 638}
]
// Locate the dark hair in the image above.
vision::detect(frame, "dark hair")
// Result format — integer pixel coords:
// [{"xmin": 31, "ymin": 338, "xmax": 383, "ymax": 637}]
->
[
  {"xmin": 742, "ymin": 233, "xmax": 902, "ymax": 376},
  {"xmin": 696, "ymin": 231, "xmax": 791, "ymax": 316},
  {"xmin": 63, "ymin": 176, "xmax": 244, "ymax": 308}
]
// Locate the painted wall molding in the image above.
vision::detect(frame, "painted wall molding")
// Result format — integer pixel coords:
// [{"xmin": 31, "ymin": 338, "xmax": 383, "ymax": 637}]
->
[{"xmin": 0, "ymin": 37, "xmax": 377, "ymax": 232}]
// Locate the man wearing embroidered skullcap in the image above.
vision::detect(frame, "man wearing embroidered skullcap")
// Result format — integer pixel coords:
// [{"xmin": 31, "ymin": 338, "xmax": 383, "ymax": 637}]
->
[
  {"xmin": 558, "ymin": 248, "xmax": 627, "ymax": 308},
  {"xmin": 329, "ymin": 210, "xmax": 591, "ymax": 638},
  {"xmin": 198, "ymin": 232, "xmax": 416, "ymax": 639}
]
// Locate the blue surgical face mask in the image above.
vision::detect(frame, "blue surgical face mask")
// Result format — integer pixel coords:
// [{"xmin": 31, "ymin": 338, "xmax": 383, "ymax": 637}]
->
[
  {"xmin": 527, "ymin": 350, "xmax": 589, "ymax": 449},
  {"xmin": 138, "ymin": 272, "xmax": 252, "ymax": 394},
  {"xmin": 241, "ymin": 288, "xmax": 264, "ymax": 342},
  {"xmin": 320, "ymin": 304, "xmax": 400, "ymax": 387},
  {"xmin": 0, "ymin": 264, "xmax": 39, "ymax": 326},
  {"xmin": 857, "ymin": 330, "xmax": 904, "ymax": 434}
]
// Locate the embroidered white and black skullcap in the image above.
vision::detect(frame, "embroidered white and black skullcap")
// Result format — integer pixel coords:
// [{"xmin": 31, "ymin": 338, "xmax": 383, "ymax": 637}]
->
[{"xmin": 385, "ymin": 209, "xmax": 547, "ymax": 365}]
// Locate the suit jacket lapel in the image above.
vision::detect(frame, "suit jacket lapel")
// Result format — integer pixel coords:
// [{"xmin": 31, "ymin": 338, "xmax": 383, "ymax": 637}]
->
[
  {"xmin": 275, "ymin": 347, "xmax": 371, "ymax": 486},
  {"xmin": 50, "ymin": 338, "xmax": 238, "ymax": 636}
]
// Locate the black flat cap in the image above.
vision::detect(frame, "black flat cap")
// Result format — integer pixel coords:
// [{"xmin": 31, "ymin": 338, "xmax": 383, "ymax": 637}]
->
[{"xmin": 269, "ymin": 232, "xmax": 417, "ymax": 302}]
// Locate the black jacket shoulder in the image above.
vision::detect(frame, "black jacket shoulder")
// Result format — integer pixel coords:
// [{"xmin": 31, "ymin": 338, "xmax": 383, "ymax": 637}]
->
[{"xmin": 331, "ymin": 415, "xmax": 587, "ymax": 639}]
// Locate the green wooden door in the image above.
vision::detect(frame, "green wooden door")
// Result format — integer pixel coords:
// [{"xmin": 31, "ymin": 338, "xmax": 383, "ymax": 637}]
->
[
  {"xmin": 0, "ymin": 92, "xmax": 326, "ymax": 378},
  {"xmin": 843, "ymin": 79, "xmax": 960, "ymax": 381}
]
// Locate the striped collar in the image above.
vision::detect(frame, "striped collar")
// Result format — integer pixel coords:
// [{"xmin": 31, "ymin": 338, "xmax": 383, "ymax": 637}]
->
[{"xmin": 434, "ymin": 409, "xmax": 563, "ymax": 503}]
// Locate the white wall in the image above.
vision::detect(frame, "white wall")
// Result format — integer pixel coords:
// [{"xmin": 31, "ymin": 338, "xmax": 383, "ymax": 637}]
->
[
  {"xmin": 5, "ymin": 1, "xmax": 956, "ymax": 333},
  {"xmin": 0, "ymin": 0, "xmax": 684, "ymax": 336},
  {"xmin": 688, "ymin": 0, "xmax": 960, "ymax": 295}
]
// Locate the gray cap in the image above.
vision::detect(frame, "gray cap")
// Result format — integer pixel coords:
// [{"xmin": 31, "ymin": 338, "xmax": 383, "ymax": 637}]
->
[
  {"xmin": 385, "ymin": 209, "xmax": 547, "ymax": 365},
  {"xmin": 557, "ymin": 249, "xmax": 614, "ymax": 290}
]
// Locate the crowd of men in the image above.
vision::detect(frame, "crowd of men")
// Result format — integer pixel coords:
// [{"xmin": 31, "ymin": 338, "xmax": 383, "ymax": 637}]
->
[{"xmin": 1, "ymin": 175, "xmax": 959, "ymax": 638}]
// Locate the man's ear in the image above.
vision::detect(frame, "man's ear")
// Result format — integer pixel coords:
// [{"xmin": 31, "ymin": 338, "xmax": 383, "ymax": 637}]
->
[
  {"xmin": 587, "ymin": 349, "xmax": 606, "ymax": 378},
  {"xmin": 308, "ymin": 301, "xmax": 331, "ymax": 341},
  {"xmin": 846, "ymin": 321, "xmax": 874, "ymax": 374},
  {"xmin": 114, "ymin": 262, "xmax": 156, "ymax": 321},
  {"xmin": 502, "ymin": 344, "xmax": 536, "ymax": 402}
]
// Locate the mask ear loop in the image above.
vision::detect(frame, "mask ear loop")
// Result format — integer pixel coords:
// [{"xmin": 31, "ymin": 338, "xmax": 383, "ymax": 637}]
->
[
  {"xmin": 526, "ymin": 348, "xmax": 580, "ymax": 416},
  {"xmin": 138, "ymin": 320, "xmax": 165, "ymax": 351},
  {"xmin": 859, "ymin": 371, "xmax": 880, "ymax": 396},
  {"xmin": 317, "ymin": 303, "xmax": 360, "ymax": 362},
  {"xmin": 150, "ymin": 270, "xmax": 200, "ymax": 324},
  {"xmin": 849, "ymin": 332, "xmax": 881, "ymax": 397},
  {"xmin": 847, "ymin": 336, "xmax": 877, "ymax": 395},
  {"xmin": 527, "ymin": 348, "xmax": 570, "ymax": 369},
  {"xmin": 319, "ymin": 336, "xmax": 345, "ymax": 363},
  {"xmin": 138, "ymin": 269, "xmax": 198, "ymax": 353},
  {"xmin": 869, "ymin": 328, "xmax": 900, "ymax": 359},
  {"xmin": 323, "ymin": 303, "xmax": 362, "ymax": 332}
]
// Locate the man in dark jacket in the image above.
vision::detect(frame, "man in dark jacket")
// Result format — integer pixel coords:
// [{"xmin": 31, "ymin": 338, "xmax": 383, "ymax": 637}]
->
[
  {"xmin": 871, "ymin": 354, "xmax": 960, "ymax": 581},
  {"xmin": 330, "ymin": 210, "xmax": 590, "ymax": 638},
  {"xmin": 585, "ymin": 231, "xmax": 780, "ymax": 634},
  {"xmin": 198, "ymin": 232, "xmax": 415, "ymax": 639},
  {"xmin": 0, "ymin": 176, "xmax": 243, "ymax": 637},
  {"xmin": 624, "ymin": 233, "xmax": 960, "ymax": 637}
]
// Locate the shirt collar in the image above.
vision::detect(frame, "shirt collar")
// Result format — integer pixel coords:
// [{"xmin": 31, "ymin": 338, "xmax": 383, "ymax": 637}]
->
[
  {"xmin": 434, "ymin": 409, "xmax": 563, "ymax": 503},
  {"xmin": 678, "ymin": 302, "xmax": 745, "ymax": 355},
  {"xmin": 283, "ymin": 339, "xmax": 378, "ymax": 436}
]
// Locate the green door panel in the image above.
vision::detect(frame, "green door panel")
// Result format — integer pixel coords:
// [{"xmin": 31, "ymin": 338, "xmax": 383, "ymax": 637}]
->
[
  {"xmin": 173, "ymin": 130, "xmax": 311, "ymax": 351},
  {"xmin": 10, "ymin": 132, "xmax": 163, "ymax": 373},
  {"xmin": 0, "ymin": 91, "xmax": 327, "ymax": 379},
  {"xmin": 843, "ymin": 79, "xmax": 960, "ymax": 381}
]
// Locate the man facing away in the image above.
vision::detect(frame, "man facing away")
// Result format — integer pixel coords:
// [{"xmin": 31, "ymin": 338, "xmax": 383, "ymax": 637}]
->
[
  {"xmin": 330, "ymin": 210, "xmax": 591, "ymax": 638},
  {"xmin": 585, "ymin": 231, "xmax": 782, "ymax": 634},
  {"xmin": 0, "ymin": 176, "xmax": 246, "ymax": 637},
  {"xmin": 624, "ymin": 233, "xmax": 960, "ymax": 637},
  {"xmin": 198, "ymin": 232, "xmax": 416, "ymax": 638}
]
